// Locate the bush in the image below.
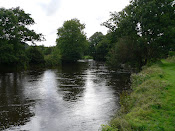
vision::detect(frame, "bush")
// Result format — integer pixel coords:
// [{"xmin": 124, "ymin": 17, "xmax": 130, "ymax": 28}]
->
[
  {"xmin": 26, "ymin": 46, "xmax": 45, "ymax": 65},
  {"xmin": 168, "ymin": 51, "xmax": 175, "ymax": 57},
  {"xmin": 107, "ymin": 37, "xmax": 143, "ymax": 70},
  {"xmin": 44, "ymin": 47, "xmax": 61, "ymax": 67}
]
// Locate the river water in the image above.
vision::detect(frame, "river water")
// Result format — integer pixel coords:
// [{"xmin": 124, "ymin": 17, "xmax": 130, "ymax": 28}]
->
[{"xmin": 0, "ymin": 60, "xmax": 130, "ymax": 131}]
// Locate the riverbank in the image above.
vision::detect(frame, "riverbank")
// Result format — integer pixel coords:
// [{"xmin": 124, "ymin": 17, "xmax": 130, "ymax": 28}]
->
[{"xmin": 102, "ymin": 57, "xmax": 175, "ymax": 130}]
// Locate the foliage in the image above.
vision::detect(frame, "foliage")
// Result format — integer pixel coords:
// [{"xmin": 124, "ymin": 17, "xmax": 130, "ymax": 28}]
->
[
  {"xmin": 0, "ymin": 7, "xmax": 44, "ymax": 66},
  {"xmin": 102, "ymin": 59, "xmax": 175, "ymax": 130},
  {"xmin": 44, "ymin": 47, "xmax": 61, "ymax": 67},
  {"xmin": 166, "ymin": 56, "xmax": 175, "ymax": 63},
  {"xmin": 0, "ymin": 40, "xmax": 18, "ymax": 64},
  {"xmin": 43, "ymin": 46, "xmax": 54, "ymax": 55},
  {"xmin": 95, "ymin": 38, "xmax": 111, "ymax": 61},
  {"xmin": 107, "ymin": 37, "xmax": 144, "ymax": 69},
  {"xmin": 101, "ymin": 125, "xmax": 118, "ymax": 131},
  {"xmin": 103, "ymin": 0, "xmax": 175, "ymax": 69},
  {"xmin": 26, "ymin": 46, "xmax": 45, "ymax": 64},
  {"xmin": 169, "ymin": 51, "xmax": 175, "ymax": 57},
  {"xmin": 88, "ymin": 32, "xmax": 113, "ymax": 61},
  {"xmin": 83, "ymin": 55, "xmax": 93, "ymax": 59},
  {"xmin": 88, "ymin": 32, "xmax": 104, "ymax": 58},
  {"xmin": 56, "ymin": 18, "xmax": 88, "ymax": 62}
]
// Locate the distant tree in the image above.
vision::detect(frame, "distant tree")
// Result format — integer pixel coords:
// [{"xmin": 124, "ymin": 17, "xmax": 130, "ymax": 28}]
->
[
  {"xmin": 131, "ymin": 0, "xmax": 175, "ymax": 61},
  {"xmin": 44, "ymin": 46, "xmax": 61, "ymax": 67},
  {"xmin": 56, "ymin": 18, "xmax": 88, "ymax": 62},
  {"xmin": 44, "ymin": 47, "xmax": 53, "ymax": 55},
  {"xmin": 95, "ymin": 38, "xmax": 111, "ymax": 61},
  {"xmin": 0, "ymin": 7, "xmax": 44, "ymax": 65},
  {"xmin": 26, "ymin": 46, "xmax": 45, "ymax": 64},
  {"xmin": 89, "ymin": 32, "xmax": 104, "ymax": 58}
]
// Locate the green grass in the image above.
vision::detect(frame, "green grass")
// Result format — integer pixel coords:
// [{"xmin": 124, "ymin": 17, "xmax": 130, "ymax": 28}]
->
[
  {"xmin": 83, "ymin": 55, "xmax": 93, "ymax": 59},
  {"xmin": 102, "ymin": 57, "xmax": 175, "ymax": 131}
]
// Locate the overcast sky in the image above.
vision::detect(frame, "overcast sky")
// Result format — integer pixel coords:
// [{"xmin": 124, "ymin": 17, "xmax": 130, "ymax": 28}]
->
[{"xmin": 0, "ymin": 0, "xmax": 130, "ymax": 46}]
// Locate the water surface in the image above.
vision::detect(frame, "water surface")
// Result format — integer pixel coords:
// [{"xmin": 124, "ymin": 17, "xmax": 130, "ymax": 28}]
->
[{"xmin": 0, "ymin": 60, "xmax": 130, "ymax": 131}]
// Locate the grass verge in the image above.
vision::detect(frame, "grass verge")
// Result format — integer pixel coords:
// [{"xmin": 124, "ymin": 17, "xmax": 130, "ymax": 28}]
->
[{"xmin": 102, "ymin": 57, "xmax": 175, "ymax": 131}]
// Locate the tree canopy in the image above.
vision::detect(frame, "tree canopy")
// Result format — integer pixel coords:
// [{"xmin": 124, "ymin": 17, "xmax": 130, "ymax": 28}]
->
[
  {"xmin": 26, "ymin": 46, "xmax": 45, "ymax": 64},
  {"xmin": 88, "ymin": 32, "xmax": 104, "ymax": 59},
  {"xmin": 56, "ymin": 18, "xmax": 88, "ymax": 62},
  {"xmin": 103, "ymin": 0, "xmax": 175, "ymax": 69},
  {"xmin": 1, "ymin": 1, "xmax": 174, "ymax": 68},
  {"xmin": 0, "ymin": 7, "xmax": 44, "ymax": 65}
]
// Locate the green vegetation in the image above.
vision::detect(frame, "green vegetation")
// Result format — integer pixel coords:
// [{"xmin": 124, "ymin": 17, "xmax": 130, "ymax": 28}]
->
[
  {"xmin": 83, "ymin": 55, "xmax": 93, "ymax": 59},
  {"xmin": 44, "ymin": 46, "xmax": 61, "ymax": 67},
  {"xmin": 86, "ymin": 0, "xmax": 175, "ymax": 68},
  {"xmin": 88, "ymin": 32, "xmax": 105, "ymax": 60},
  {"xmin": 0, "ymin": 7, "xmax": 62, "ymax": 68},
  {"xmin": 0, "ymin": 7, "xmax": 91, "ymax": 68},
  {"xmin": 1, "ymin": 0, "xmax": 174, "ymax": 68},
  {"xmin": 99, "ymin": 1, "xmax": 175, "ymax": 130},
  {"xmin": 0, "ymin": 7, "xmax": 44, "ymax": 67},
  {"xmin": 88, "ymin": 32, "xmax": 114, "ymax": 62},
  {"xmin": 103, "ymin": 0, "xmax": 175, "ymax": 69},
  {"xmin": 106, "ymin": 37, "xmax": 142, "ymax": 69},
  {"xmin": 26, "ymin": 46, "xmax": 45, "ymax": 65},
  {"xmin": 56, "ymin": 18, "xmax": 88, "ymax": 62},
  {"xmin": 0, "ymin": 1, "xmax": 175, "ymax": 130},
  {"xmin": 102, "ymin": 57, "xmax": 175, "ymax": 130}
]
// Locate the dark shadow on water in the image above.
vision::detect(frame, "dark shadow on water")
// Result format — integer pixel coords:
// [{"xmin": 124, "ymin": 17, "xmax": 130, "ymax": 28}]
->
[
  {"xmin": 0, "ymin": 72, "xmax": 35, "ymax": 130},
  {"xmin": 56, "ymin": 62, "xmax": 88, "ymax": 102},
  {"xmin": 86, "ymin": 61, "xmax": 131, "ymax": 93}
]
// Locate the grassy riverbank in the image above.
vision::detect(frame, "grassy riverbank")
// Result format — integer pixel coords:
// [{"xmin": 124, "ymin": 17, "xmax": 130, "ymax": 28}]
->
[{"xmin": 102, "ymin": 57, "xmax": 175, "ymax": 131}]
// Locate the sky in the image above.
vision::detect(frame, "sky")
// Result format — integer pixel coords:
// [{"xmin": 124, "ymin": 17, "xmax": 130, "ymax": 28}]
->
[{"xmin": 0, "ymin": 0, "xmax": 130, "ymax": 46}]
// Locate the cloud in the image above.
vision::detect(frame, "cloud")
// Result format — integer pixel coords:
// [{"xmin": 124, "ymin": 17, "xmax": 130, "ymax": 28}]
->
[{"xmin": 39, "ymin": 0, "xmax": 61, "ymax": 16}]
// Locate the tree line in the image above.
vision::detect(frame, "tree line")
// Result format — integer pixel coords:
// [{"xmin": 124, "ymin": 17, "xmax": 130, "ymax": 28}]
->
[
  {"xmin": 103, "ymin": 0, "xmax": 175, "ymax": 69},
  {"xmin": 0, "ymin": 0, "xmax": 175, "ymax": 70}
]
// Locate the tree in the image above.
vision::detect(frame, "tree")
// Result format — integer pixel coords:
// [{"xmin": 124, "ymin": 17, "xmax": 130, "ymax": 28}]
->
[
  {"xmin": 44, "ymin": 46, "xmax": 61, "ymax": 67},
  {"xmin": 131, "ymin": 0, "xmax": 175, "ymax": 61},
  {"xmin": 95, "ymin": 38, "xmax": 111, "ymax": 61},
  {"xmin": 103, "ymin": 0, "xmax": 175, "ymax": 68},
  {"xmin": 88, "ymin": 32, "xmax": 104, "ymax": 59},
  {"xmin": 56, "ymin": 18, "xmax": 88, "ymax": 62},
  {"xmin": 26, "ymin": 46, "xmax": 45, "ymax": 64},
  {"xmin": 0, "ymin": 7, "xmax": 44, "ymax": 65},
  {"xmin": 107, "ymin": 37, "xmax": 143, "ymax": 69}
]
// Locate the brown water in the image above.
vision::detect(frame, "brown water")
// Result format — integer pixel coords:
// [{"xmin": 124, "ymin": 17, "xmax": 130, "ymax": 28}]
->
[{"xmin": 0, "ymin": 60, "xmax": 130, "ymax": 131}]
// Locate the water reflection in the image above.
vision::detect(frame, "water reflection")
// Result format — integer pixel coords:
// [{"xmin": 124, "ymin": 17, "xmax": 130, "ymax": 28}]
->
[
  {"xmin": 0, "ymin": 73, "xmax": 35, "ymax": 130},
  {"xmin": 57, "ymin": 62, "xmax": 87, "ymax": 102},
  {"xmin": 0, "ymin": 60, "xmax": 130, "ymax": 131}
]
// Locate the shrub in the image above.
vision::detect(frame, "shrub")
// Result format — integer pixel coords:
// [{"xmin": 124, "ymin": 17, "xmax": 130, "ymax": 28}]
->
[{"xmin": 26, "ymin": 46, "xmax": 45, "ymax": 64}]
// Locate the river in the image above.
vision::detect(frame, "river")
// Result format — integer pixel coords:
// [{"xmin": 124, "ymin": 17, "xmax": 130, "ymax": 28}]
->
[{"xmin": 0, "ymin": 60, "xmax": 130, "ymax": 131}]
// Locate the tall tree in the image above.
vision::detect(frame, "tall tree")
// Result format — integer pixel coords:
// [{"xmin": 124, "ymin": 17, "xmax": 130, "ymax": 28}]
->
[
  {"xmin": 103, "ymin": 0, "xmax": 175, "ymax": 68},
  {"xmin": 0, "ymin": 7, "xmax": 44, "ymax": 65},
  {"xmin": 131, "ymin": 0, "xmax": 175, "ymax": 61},
  {"xmin": 56, "ymin": 18, "xmax": 88, "ymax": 62}
]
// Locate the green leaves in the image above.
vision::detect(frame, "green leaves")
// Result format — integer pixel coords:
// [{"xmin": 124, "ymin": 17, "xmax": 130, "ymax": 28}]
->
[
  {"xmin": 0, "ymin": 7, "xmax": 44, "ymax": 65},
  {"xmin": 0, "ymin": 7, "xmax": 44, "ymax": 43},
  {"xmin": 56, "ymin": 18, "xmax": 87, "ymax": 62},
  {"xmin": 103, "ymin": 0, "xmax": 175, "ymax": 69},
  {"xmin": 26, "ymin": 46, "xmax": 45, "ymax": 64},
  {"xmin": 88, "ymin": 32, "xmax": 104, "ymax": 58}
]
